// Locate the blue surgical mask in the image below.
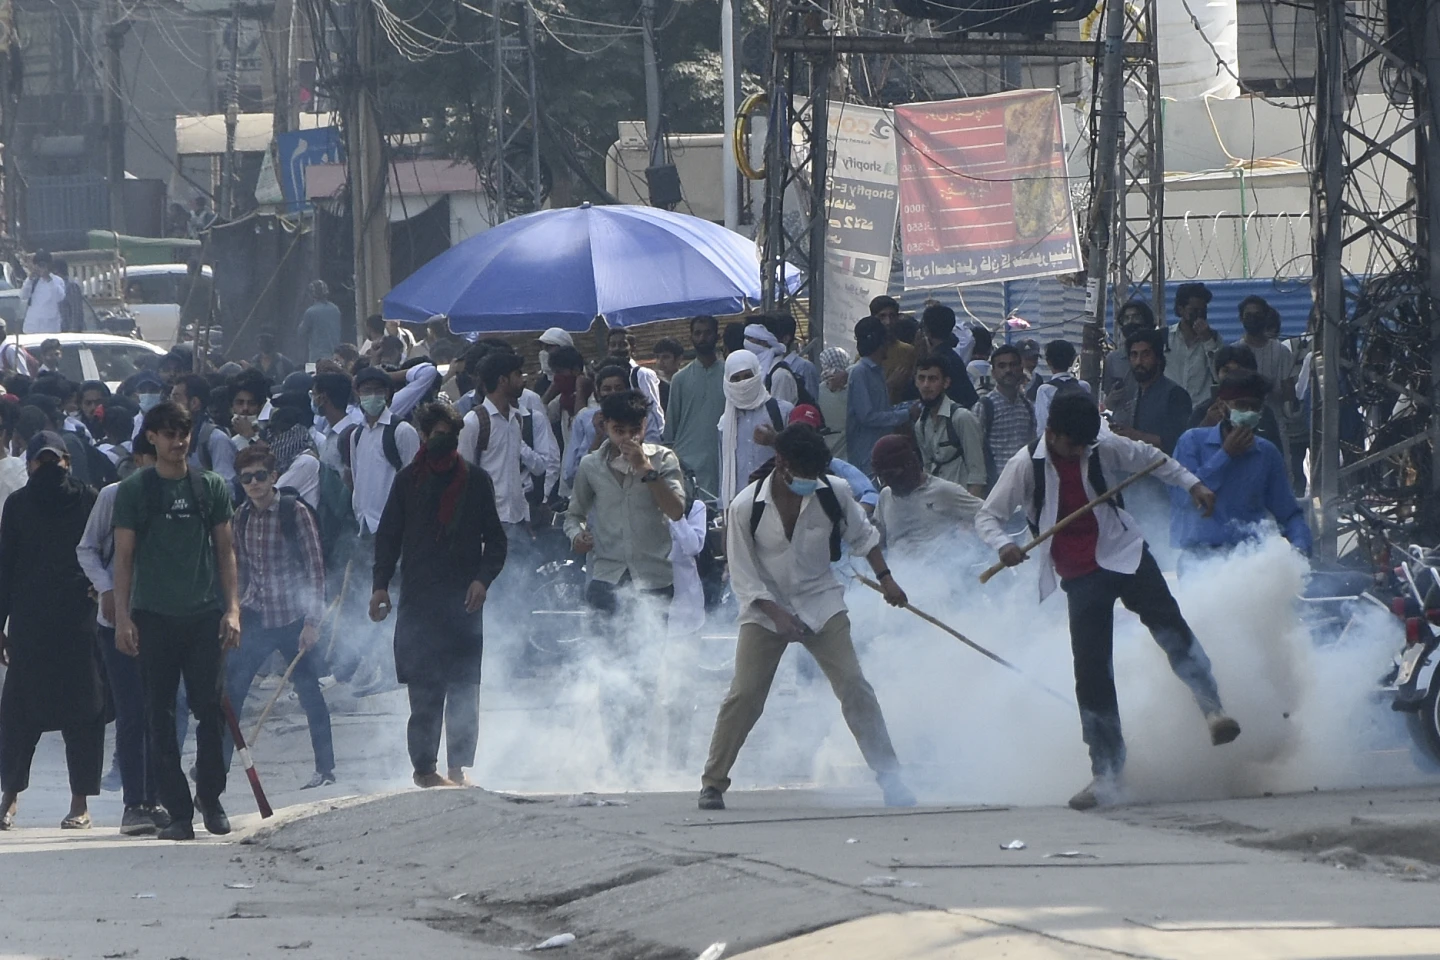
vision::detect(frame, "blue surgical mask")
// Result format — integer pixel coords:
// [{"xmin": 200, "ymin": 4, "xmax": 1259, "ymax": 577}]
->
[
  {"xmin": 787, "ymin": 477, "xmax": 820, "ymax": 497},
  {"xmin": 138, "ymin": 391, "xmax": 161, "ymax": 413},
  {"xmin": 1228, "ymin": 408, "xmax": 1262, "ymax": 430}
]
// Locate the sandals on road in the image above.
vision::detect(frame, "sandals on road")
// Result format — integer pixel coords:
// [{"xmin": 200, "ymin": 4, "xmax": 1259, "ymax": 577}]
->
[{"xmin": 60, "ymin": 813, "xmax": 92, "ymax": 830}]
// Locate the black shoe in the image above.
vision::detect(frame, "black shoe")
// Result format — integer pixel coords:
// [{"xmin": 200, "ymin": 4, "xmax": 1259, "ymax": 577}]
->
[
  {"xmin": 148, "ymin": 806, "xmax": 173, "ymax": 830},
  {"xmin": 195, "ymin": 797, "xmax": 231, "ymax": 836},
  {"xmin": 120, "ymin": 805, "xmax": 157, "ymax": 836},
  {"xmin": 698, "ymin": 786, "xmax": 725, "ymax": 811},
  {"xmin": 157, "ymin": 819, "xmax": 195, "ymax": 841},
  {"xmin": 301, "ymin": 770, "xmax": 336, "ymax": 790}
]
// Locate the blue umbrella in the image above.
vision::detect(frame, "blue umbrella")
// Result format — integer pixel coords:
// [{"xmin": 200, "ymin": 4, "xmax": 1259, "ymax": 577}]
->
[{"xmin": 383, "ymin": 203, "xmax": 794, "ymax": 333}]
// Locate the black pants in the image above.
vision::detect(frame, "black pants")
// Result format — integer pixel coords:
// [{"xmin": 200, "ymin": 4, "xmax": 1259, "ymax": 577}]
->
[
  {"xmin": 135, "ymin": 609, "xmax": 226, "ymax": 822},
  {"xmin": 1060, "ymin": 548, "xmax": 1223, "ymax": 778},
  {"xmin": 98, "ymin": 625, "xmax": 154, "ymax": 808},
  {"xmin": 0, "ymin": 717, "xmax": 105, "ymax": 797},
  {"xmin": 407, "ymin": 681, "xmax": 479, "ymax": 775},
  {"xmin": 223, "ymin": 617, "xmax": 335, "ymax": 775}
]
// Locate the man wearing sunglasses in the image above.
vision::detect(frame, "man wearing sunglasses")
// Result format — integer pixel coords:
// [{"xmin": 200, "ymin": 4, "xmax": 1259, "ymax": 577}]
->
[{"xmin": 223, "ymin": 443, "xmax": 334, "ymax": 789}]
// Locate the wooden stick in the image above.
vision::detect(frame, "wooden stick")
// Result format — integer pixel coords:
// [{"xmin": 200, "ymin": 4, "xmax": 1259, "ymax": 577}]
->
[
  {"xmin": 222, "ymin": 695, "xmax": 273, "ymax": 819},
  {"xmin": 854, "ymin": 574, "xmax": 1072, "ymax": 706},
  {"xmin": 247, "ymin": 647, "xmax": 306, "ymax": 747},
  {"xmin": 978, "ymin": 458, "xmax": 1168, "ymax": 585},
  {"xmin": 322, "ymin": 558, "xmax": 355, "ymax": 660}
]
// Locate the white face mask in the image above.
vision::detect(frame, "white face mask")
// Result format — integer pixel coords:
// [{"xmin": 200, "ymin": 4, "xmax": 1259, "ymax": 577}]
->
[{"xmin": 538, "ymin": 349, "xmax": 552, "ymax": 377}]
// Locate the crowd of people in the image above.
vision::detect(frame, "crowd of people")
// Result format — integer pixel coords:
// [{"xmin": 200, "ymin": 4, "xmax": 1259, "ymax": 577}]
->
[{"xmin": 0, "ymin": 281, "xmax": 1317, "ymax": 833}]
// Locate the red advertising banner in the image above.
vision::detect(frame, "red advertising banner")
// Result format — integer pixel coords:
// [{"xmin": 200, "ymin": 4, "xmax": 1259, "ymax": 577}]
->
[{"xmin": 895, "ymin": 89, "xmax": 1080, "ymax": 289}]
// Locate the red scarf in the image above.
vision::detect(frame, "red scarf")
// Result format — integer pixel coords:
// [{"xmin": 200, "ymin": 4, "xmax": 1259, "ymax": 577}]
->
[{"xmin": 411, "ymin": 444, "xmax": 467, "ymax": 539}]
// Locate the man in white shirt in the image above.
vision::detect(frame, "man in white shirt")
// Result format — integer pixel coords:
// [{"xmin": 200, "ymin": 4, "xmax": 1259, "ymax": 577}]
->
[
  {"xmin": 699, "ymin": 424, "xmax": 915, "ymax": 811},
  {"xmin": 718, "ymin": 350, "xmax": 792, "ymax": 505},
  {"xmin": 459, "ymin": 352, "xmax": 559, "ymax": 523},
  {"xmin": 0, "ymin": 320, "xmax": 34, "ymax": 378},
  {"xmin": 870, "ymin": 434, "xmax": 982, "ymax": 553},
  {"xmin": 19, "ymin": 251, "xmax": 67, "ymax": 335},
  {"xmin": 976, "ymin": 392, "xmax": 1239, "ymax": 812}
]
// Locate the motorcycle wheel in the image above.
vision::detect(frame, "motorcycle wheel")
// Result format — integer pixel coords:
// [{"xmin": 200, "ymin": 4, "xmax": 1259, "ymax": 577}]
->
[{"xmin": 1405, "ymin": 677, "xmax": 1440, "ymax": 771}]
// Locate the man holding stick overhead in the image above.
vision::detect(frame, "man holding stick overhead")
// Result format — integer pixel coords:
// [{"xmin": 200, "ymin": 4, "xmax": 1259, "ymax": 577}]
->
[{"xmin": 976, "ymin": 394, "xmax": 1240, "ymax": 811}]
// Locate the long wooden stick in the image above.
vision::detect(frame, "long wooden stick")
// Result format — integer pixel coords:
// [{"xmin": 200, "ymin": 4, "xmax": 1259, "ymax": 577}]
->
[
  {"xmin": 322, "ymin": 558, "xmax": 355, "ymax": 660},
  {"xmin": 222, "ymin": 695, "xmax": 273, "ymax": 819},
  {"xmin": 854, "ymin": 574, "xmax": 1072, "ymax": 706},
  {"xmin": 978, "ymin": 458, "xmax": 1167, "ymax": 585},
  {"xmin": 247, "ymin": 647, "xmax": 306, "ymax": 747}
]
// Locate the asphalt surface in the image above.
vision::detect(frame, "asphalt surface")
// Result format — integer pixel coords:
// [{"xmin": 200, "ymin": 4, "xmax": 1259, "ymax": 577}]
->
[{"xmin": 4, "ymin": 672, "xmax": 1440, "ymax": 960}]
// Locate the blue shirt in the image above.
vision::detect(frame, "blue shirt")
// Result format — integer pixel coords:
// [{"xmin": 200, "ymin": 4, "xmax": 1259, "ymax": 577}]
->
[
  {"xmin": 828, "ymin": 456, "xmax": 878, "ymax": 508},
  {"xmin": 785, "ymin": 350, "xmax": 821, "ymax": 401},
  {"xmin": 1170, "ymin": 425, "xmax": 1312, "ymax": 554},
  {"xmin": 846, "ymin": 357, "xmax": 911, "ymax": 475}
]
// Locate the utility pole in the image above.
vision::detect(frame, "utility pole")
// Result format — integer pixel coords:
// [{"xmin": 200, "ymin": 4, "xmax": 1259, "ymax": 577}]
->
[
  {"xmin": 641, "ymin": 0, "xmax": 663, "ymax": 168},
  {"xmin": 1424, "ymin": 0, "xmax": 1440, "ymax": 526},
  {"xmin": 1078, "ymin": 0, "xmax": 1127, "ymax": 387},
  {"xmin": 270, "ymin": 0, "xmax": 298, "ymax": 138},
  {"xmin": 1312, "ymin": 0, "xmax": 1344, "ymax": 559},
  {"xmin": 346, "ymin": 0, "xmax": 389, "ymax": 334},
  {"xmin": 102, "ymin": 0, "xmax": 129, "ymax": 234},
  {"xmin": 720, "ymin": 0, "xmax": 737, "ymax": 230},
  {"xmin": 221, "ymin": 3, "xmax": 241, "ymax": 217}
]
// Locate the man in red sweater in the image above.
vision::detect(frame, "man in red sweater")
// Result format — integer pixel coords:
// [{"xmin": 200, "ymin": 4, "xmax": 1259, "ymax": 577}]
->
[{"xmin": 976, "ymin": 394, "xmax": 1241, "ymax": 811}]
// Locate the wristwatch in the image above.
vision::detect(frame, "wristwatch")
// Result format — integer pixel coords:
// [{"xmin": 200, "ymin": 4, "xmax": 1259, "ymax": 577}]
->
[{"xmin": 640, "ymin": 468, "xmax": 660, "ymax": 483}]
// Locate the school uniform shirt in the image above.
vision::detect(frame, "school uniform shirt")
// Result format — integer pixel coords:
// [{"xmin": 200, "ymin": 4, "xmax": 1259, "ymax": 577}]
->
[
  {"xmin": 564, "ymin": 407, "xmax": 602, "ymax": 489},
  {"xmin": 915, "ymin": 397, "xmax": 986, "ymax": 488},
  {"xmin": 785, "ymin": 350, "xmax": 821, "ymax": 401},
  {"xmin": 75, "ymin": 481, "xmax": 120, "ymax": 628},
  {"xmin": 19, "ymin": 274, "xmax": 67, "ymax": 333},
  {"xmin": 315, "ymin": 408, "xmax": 365, "ymax": 472},
  {"xmin": 0, "ymin": 456, "xmax": 27, "ymax": 516},
  {"xmin": 564, "ymin": 441, "xmax": 687, "ymax": 590},
  {"xmin": 718, "ymin": 400, "xmax": 793, "ymax": 504},
  {"xmin": 629, "ymin": 361, "xmax": 667, "ymax": 439},
  {"xmin": 458, "ymin": 397, "xmax": 559, "ymax": 524},
  {"xmin": 667, "ymin": 498, "xmax": 709, "ymax": 637},
  {"xmin": 350, "ymin": 410, "xmax": 421, "ymax": 535},
  {"xmin": 874, "ymin": 475, "xmax": 982, "ymax": 550},
  {"xmin": 727, "ymin": 473, "xmax": 880, "ymax": 634},
  {"xmin": 276, "ymin": 452, "xmax": 321, "ymax": 510},
  {"xmin": 188, "ymin": 417, "xmax": 237, "ymax": 481},
  {"xmin": 1033, "ymin": 375, "xmax": 1092, "ymax": 440},
  {"xmin": 975, "ymin": 431, "xmax": 1200, "ymax": 601}
]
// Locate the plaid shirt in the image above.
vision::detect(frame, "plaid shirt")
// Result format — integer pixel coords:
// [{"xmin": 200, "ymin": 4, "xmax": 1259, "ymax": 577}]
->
[
  {"xmin": 235, "ymin": 496, "xmax": 326, "ymax": 628},
  {"xmin": 981, "ymin": 390, "xmax": 1037, "ymax": 483}
]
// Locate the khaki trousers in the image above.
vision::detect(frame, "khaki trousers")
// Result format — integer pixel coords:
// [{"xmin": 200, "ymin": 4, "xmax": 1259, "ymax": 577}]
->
[{"xmin": 702, "ymin": 612, "xmax": 899, "ymax": 792}]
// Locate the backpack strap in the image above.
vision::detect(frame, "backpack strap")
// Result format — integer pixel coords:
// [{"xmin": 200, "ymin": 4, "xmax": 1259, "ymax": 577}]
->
[
  {"xmin": 382, "ymin": 421, "xmax": 402, "ymax": 472},
  {"xmin": 471, "ymin": 407, "xmax": 492, "ymax": 459},
  {"xmin": 188, "ymin": 468, "xmax": 211, "ymax": 529},
  {"xmin": 340, "ymin": 423, "xmax": 360, "ymax": 470},
  {"xmin": 815, "ymin": 482, "xmax": 845, "ymax": 562},
  {"xmin": 764, "ymin": 397, "xmax": 785, "ymax": 433},
  {"xmin": 195, "ymin": 421, "xmax": 216, "ymax": 471},
  {"xmin": 1027, "ymin": 438, "xmax": 1044, "ymax": 536}
]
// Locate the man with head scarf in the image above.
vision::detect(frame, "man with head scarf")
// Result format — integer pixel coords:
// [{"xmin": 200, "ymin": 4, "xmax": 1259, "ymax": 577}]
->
[
  {"xmin": 718, "ymin": 351, "xmax": 792, "ymax": 505},
  {"xmin": 815, "ymin": 346, "xmax": 851, "ymax": 459},
  {"xmin": 870, "ymin": 435, "xmax": 982, "ymax": 553},
  {"xmin": 744, "ymin": 322, "xmax": 798, "ymax": 405}
]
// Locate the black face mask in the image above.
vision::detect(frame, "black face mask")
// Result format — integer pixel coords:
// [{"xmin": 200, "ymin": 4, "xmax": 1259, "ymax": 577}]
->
[
  {"xmin": 426, "ymin": 433, "xmax": 459, "ymax": 458},
  {"xmin": 31, "ymin": 462, "xmax": 66, "ymax": 488},
  {"xmin": 1242, "ymin": 316, "xmax": 1267, "ymax": 337}
]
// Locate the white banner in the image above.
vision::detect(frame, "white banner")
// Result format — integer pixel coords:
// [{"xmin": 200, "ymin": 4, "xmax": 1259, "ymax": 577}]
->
[{"xmin": 822, "ymin": 103, "xmax": 899, "ymax": 356}]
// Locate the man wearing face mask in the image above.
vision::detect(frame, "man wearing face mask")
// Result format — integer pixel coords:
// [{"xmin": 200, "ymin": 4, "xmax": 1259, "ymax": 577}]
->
[
  {"xmin": 227, "ymin": 370, "xmax": 271, "ymax": 452},
  {"xmin": 534, "ymin": 327, "xmax": 575, "ymax": 396},
  {"xmin": 870, "ymin": 434, "xmax": 982, "ymax": 553},
  {"xmin": 0, "ymin": 431, "xmax": 103, "ymax": 831},
  {"xmin": 130, "ymin": 372, "xmax": 166, "ymax": 440},
  {"xmin": 1170, "ymin": 371, "xmax": 1311, "ymax": 568},
  {"xmin": 718, "ymin": 350, "xmax": 791, "ymax": 505},
  {"xmin": 1167, "ymin": 283, "xmax": 1221, "ymax": 405},
  {"xmin": 700, "ymin": 424, "xmax": 915, "ymax": 811},
  {"xmin": 744, "ymin": 321, "xmax": 798, "ymax": 405},
  {"xmin": 371, "ymin": 403, "xmax": 508, "ymax": 788}
]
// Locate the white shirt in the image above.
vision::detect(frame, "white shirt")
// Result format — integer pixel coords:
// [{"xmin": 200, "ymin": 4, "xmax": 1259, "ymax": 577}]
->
[
  {"xmin": 975, "ymin": 432, "xmax": 1200, "ymax": 601},
  {"xmin": 276, "ymin": 452, "xmax": 321, "ymax": 509},
  {"xmin": 726, "ymin": 474, "xmax": 880, "ymax": 633},
  {"xmin": 76, "ymin": 482, "xmax": 120, "ymax": 627},
  {"xmin": 875, "ymin": 476, "xmax": 982, "ymax": 551},
  {"xmin": 0, "ymin": 457, "xmax": 27, "ymax": 516},
  {"xmin": 767, "ymin": 364, "xmax": 799, "ymax": 404},
  {"xmin": 316, "ymin": 407, "xmax": 365, "ymax": 471},
  {"xmin": 350, "ymin": 409, "xmax": 421, "ymax": 534},
  {"xmin": 629, "ymin": 362, "xmax": 667, "ymax": 440},
  {"xmin": 718, "ymin": 400, "xmax": 793, "ymax": 504},
  {"xmin": 1032, "ymin": 374, "xmax": 1093, "ymax": 440},
  {"xmin": 667, "ymin": 498, "xmax": 708, "ymax": 637},
  {"xmin": 20, "ymin": 274, "xmax": 67, "ymax": 333},
  {"xmin": 458, "ymin": 398, "xmax": 556, "ymax": 524}
]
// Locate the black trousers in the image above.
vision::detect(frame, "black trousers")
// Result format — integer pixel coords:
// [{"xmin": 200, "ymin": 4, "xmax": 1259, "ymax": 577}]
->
[
  {"xmin": 0, "ymin": 717, "xmax": 105, "ymax": 797},
  {"xmin": 407, "ymin": 681, "xmax": 479, "ymax": 775},
  {"xmin": 1060, "ymin": 548, "xmax": 1223, "ymax": 778},
  {"xmin": 135, "ymin": 609, "xmax": 226, "ymax": 822},
  {"xmin": 98, "ymin": 625, "xmax": 154, "ymax": 808}
]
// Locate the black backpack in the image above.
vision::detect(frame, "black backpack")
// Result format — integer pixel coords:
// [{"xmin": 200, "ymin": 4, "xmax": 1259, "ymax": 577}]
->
[
  {"xmin": 744, "ymin": 466, "xmax": 846, "ymax": 562},
  {"xmin": 1025, "ymin": 438, "xmax": 1120, "ymax": 536},
  {"xmin": 340, "ymin": 420, "xmax": 403, "ymax": 474},
  {"xmin": 765, "ymin": 361, "xmax": 817, "ymax": 409},
  {"xmin": 237, "ymin": 491, "xmax": 316, "ymax": 567},
  {"xmin": 471, "ymin": 405, "xmax": 548, "ymax": 509}
]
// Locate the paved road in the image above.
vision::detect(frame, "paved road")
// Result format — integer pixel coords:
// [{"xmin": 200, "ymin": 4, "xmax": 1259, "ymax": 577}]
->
[{"xmin": 4, "ymin": 676, "xmax": 1440, "ymax": 960}]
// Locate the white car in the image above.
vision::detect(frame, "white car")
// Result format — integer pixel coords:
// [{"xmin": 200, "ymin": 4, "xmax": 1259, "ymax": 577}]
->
[
  {"xmin": 121, "ymin": 263, "xmax": 214, "ymax": 350},
  {"xmin": 15, "ymin": 333, "xmax": 168, "ymax": 390}
]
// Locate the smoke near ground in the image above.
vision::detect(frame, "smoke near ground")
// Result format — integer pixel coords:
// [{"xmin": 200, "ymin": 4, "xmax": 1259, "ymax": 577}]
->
[{"xmin": 333, "ymin": 533, "xmax": 1421, "ymax": 805}]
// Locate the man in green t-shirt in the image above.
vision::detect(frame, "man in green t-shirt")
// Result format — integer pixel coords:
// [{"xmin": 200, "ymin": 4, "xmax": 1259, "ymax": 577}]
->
[{"xmin": 113, "ymin": 400, "xmax": 240, "ymax": 841}]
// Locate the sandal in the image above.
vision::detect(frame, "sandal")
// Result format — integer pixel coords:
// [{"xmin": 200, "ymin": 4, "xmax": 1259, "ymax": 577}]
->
[
  {"xmin": 60, "ymin": 813, "xmax": 91, "ymax": 830},
  {"xmin": 0, "ymin": 811, "xmax": 14, "ymax": 830}
]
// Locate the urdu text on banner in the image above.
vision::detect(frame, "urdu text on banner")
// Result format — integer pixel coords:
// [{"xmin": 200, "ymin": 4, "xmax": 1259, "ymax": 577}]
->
[
  {"xmin": 894, "ymin": 89, "xmax": 1081, "ymax": 290},
  {"xmin": 823, "ymin": 102, "xmax": 899, "ymax": 353}
]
